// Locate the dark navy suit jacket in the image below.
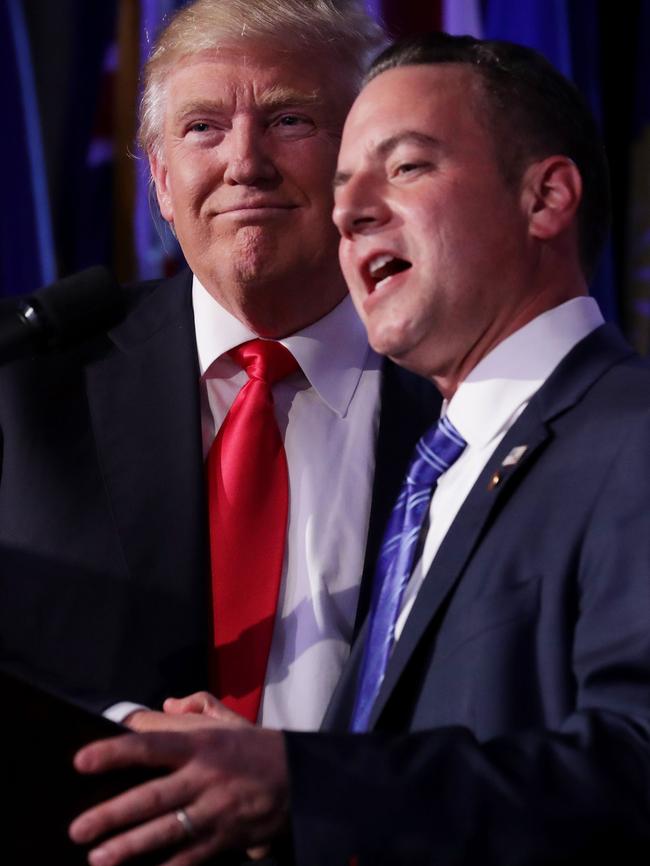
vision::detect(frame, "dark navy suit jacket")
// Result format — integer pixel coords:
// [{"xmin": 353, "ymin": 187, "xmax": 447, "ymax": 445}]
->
[
  {"xmin": 0, "ymin": 269, "xmax": 440, "ymax": 714},
  {"xmin": 286, "ymin": 325, "xmax": 650, "ymax": 865}
]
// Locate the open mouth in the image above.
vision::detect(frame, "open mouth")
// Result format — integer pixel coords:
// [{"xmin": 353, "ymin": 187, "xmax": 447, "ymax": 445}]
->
[{"xmin": 367, "ymin": 254, "xmax": 412, "ymax": 291}]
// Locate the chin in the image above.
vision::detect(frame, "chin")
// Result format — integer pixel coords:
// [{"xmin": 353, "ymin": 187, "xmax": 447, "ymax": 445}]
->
[
  {"xmin": 366, "ymin": 320, "xmax": 409, "ymax": 359},
  {"xmin": 232, "ymin": 228, "xmax": 280, "ymax": 276},
  {"xmin": 371, "ymin": 332, "xmax": 435, "ymax": 383},
  {"xmin": 232, "ymin": 265, "xmax": 273, "ymax": 288}
]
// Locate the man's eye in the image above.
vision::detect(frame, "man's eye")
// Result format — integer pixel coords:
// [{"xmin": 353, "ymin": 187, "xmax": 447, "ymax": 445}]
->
[
  {"xmin": 188, "ymin": 122, "xmax": 210, "ymax": 133},
  {"xmin": 271, "ymin": 114, "xmax": 316, "ymax": 137},
  {"xmin": 397, "ymin": 163, "xmax": 422, "ymax": 174},
  {"xmin": 389, "ymin": 160, "xmax": 431, "ymax": 180}
]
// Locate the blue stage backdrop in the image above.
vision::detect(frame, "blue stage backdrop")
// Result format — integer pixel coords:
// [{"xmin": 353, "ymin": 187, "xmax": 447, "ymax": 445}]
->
[{"xmin": 3, "ymin": 0, "xmax": 650, "ymax": 348}]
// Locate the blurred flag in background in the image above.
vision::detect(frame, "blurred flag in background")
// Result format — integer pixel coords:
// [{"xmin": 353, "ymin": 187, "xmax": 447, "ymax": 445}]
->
[
  {"xmin": 5, "ymin": 0, "xmax": 650, "ymax": 345},
  {"xmin": 2, "ymin": 0, "xmax": 56, "ymax": 296}
]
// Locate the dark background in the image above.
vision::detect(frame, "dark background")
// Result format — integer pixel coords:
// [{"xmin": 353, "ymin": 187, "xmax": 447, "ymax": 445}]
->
[{"xmin": 3, "ymin": 0, "xmax": 650, "ymax": 350}]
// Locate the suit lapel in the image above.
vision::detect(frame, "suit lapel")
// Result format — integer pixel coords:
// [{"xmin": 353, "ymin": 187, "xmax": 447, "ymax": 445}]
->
[
  {"xmin": 367, "ymin": 323, "xmax": 634, "ymax": 728},
  {"xmin": 85, "ymin": 271, "xmax": 209, "ymax": 602},
  {"xmin": 368, "ymin": 412, "xmax": 550, "ymax": 726},
  {"xmin": 323, "ymin": 414, "xmax": 542, "ymax": 733}
]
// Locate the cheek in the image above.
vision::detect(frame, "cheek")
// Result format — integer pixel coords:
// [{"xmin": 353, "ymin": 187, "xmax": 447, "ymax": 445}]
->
[
  {"xmin": 169, "ymin": 156, "xmax": 221, "ymax": 210},
  {"xmin": 338, "ymin": 243, "xmax": 359, "ymax": 289}
]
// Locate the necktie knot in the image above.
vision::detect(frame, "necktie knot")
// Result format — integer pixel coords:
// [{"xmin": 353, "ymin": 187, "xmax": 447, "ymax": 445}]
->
[
  {"xmin": 408, "ymin": 415, "xmax": 467, "ymax": 490},
  {"xmin": 230, "ymin": 339, "xmax": 298, "ymax": 386}
]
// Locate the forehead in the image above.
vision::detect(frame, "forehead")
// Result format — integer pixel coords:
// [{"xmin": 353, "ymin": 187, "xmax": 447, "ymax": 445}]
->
[
  {"xmin": 163, "ymin": 43, "xmax": 353, "ymax": 114},
  {"xmin": 339, "ymin": 63, "xmax": 488, "ymax": 160}
]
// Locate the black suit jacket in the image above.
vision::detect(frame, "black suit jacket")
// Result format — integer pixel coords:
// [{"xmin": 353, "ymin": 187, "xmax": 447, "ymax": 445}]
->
[
  {"xmin": 286, "ymin": 325, "xmax": 650, "ymax": 865},
  {"xmin": 0, "ymin": 270, "xmax": 439, "ymax": 713}
]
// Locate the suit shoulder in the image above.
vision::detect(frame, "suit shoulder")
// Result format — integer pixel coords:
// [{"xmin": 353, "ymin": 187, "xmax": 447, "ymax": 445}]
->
[
  {"xmin": 0, "ymin": 269, "xmax": 192, "ymax": 394},
  {"xmin": 588, "ymin": 351, "xmax": 650, "ymax": 411},
  {"xmin": 121, "ymin": 269, "xmax": 191, "ymax": 316}
]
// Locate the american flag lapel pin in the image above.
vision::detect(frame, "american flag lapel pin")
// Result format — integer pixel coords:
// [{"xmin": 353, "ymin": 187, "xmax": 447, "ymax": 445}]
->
[{"xmin": 487, "ymin": 445, "xmax": 528, "ymax": 490}]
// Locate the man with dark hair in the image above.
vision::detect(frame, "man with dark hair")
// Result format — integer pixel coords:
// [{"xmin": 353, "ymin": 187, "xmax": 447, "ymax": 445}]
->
[
  {"xmin": 367, "ymin": 33, "xmax": 610, "ymax": 280},
  {"xmin": 70, "ymin": 33, "xmax": 650, "ymax": 866}
]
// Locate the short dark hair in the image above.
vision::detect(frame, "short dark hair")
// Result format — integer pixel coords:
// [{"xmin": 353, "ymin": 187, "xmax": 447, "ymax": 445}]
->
[{"xmin": 367, "ymin": 32, "xmax": 611, "ymax": 281}]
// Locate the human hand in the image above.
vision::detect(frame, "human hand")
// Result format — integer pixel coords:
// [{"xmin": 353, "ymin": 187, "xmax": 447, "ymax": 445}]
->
[
  {"xmin": 163, "ymin": 691, "xmax": 251, "ymax": 728},
  {"xmin": 124, "ymin": 708, "xmax": 225, "ymax": 733},
  {"xmin": 163, "ymin": 693, "xmax": 269, "ymax": 859},
  {"xmin": 69, "ymin": 727, "xmax": 289, "ymax": 866},
  {"xmin": 125, "ymin": 693, "xmax": 249, "ymax": 733}
]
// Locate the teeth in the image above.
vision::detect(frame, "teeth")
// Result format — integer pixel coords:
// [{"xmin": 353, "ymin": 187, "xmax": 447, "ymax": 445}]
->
[
  {"xmin": 367, "ymin": 254, "xmax": 412, "ymax": 286},
  {"xmin": 369, "ymin": 254, "xmax": 395, "ymax": 278}
]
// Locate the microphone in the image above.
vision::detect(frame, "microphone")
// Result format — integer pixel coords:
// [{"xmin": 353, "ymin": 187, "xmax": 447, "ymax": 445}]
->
[{"xmin": 0, "ymin": 267, "xmax": 125, "ymax": 364}]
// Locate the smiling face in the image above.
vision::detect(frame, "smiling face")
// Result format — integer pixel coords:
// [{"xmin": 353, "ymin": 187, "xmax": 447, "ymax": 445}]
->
[
  {"xmin": 333, "ymin": 63, "xmax": 542, "ymax": 394},
  {"xmin": 150, "ymin": 43, "xmax": 354, "ymax": 336}
]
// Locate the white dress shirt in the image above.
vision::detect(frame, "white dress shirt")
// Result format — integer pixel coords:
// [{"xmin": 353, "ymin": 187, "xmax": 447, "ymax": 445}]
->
[
  {"xmin": 395, "ymin": 297, "xmax": 604, "ymax": 639},
  {"xmin": 107, "ymin": 279, "xmax": 381, "ymax": 728},
  {"xmin": 193, "ymin": 277, "xmax": 382, "ymax": 729}
]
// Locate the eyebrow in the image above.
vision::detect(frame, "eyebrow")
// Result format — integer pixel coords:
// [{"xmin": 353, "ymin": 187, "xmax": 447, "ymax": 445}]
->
[
  {"xmin": 172, "ymin": 88, "xmax": 322, "ymax": 126},
  {"xmin": 258, "ymin": 86, "xmax": 321, "ymax": 109},
  {"xmin": 172, "ymin": 99, "xmax": 222, "ymax": 125},
  {"xmin": 333, "ymin": 130, "xmax": 442, "ymax": 188}
]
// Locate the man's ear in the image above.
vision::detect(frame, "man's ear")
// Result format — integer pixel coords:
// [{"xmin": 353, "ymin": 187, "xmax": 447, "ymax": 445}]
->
[
  {"xmin": 521, "ymin": 155, "xmax": 582, "ymax": 241},
  {"xmin": 149, "ymin": 151, "xmax": 174, "ymax": 224}
]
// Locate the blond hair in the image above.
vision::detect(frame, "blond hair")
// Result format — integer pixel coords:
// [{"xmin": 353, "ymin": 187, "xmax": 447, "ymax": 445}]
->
[{"xmin": 139, "ymin": 0, "xmax": 384, "ymax": 158}]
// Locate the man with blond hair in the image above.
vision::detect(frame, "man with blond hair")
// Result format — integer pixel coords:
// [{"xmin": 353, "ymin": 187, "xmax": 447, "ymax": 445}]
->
[{"xmin": 0, "ymin": 0, "xmax": 438, "ymax": 739}]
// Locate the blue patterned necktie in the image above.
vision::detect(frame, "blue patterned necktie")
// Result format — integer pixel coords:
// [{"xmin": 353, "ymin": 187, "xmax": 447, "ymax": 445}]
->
[{"xmin": 351, "ymin": 415, "xmax": 466, "ymax": 732}]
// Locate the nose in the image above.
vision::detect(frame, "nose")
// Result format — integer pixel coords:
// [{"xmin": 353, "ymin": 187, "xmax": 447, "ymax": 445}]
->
[
  {"xmin": 222, "ymin": 119, "xmax": 280, "ymax": 186},
  {"xmin": 333, "ymin": 173, "xmax": 391, "ymax": 239}
]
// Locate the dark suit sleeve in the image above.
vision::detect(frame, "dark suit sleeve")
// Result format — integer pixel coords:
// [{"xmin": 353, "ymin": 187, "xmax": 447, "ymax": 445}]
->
[
  {"xmin": 286, "ymin": 712, "xmax": 650, "ymax": 865},
  {"xmin": 283, "ymin": 407, "xmax": 650, "ymax": 866}
]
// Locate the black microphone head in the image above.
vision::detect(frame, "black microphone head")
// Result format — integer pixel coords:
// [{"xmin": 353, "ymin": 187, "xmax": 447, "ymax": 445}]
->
[{"xmin": 32, "ymin": 266, "xmax": 124, "ymax": 345}]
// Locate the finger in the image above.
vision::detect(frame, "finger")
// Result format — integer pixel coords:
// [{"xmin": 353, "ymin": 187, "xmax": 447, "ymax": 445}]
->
[
  {"xmin": 84, "ymin": 809, "xmax": 219, "ymax": 866},
  {"xmin": 85, "ymin": 811, "xmax": 188, "ymax": 866},
  {"xmin": 126, "ymin": 710, "xmax": 168, "ymax": 732},
  {"xmin": 164, "ymin": 694, "xmax": 249, "ymax": 727},
  {"xmin": 164, "ymin": 693, "xmax": 214, "ymax": 715},
  {"xmin": 74, "ymin": 731, "xmax": 190, "ymax": 775},
  {"xmin": 163, "ymin": 692, "xmax": 233, "ymax": 717},
  {"xmin": 201, "ymin": 701, "xmax": 250, "ymax": 726},
  {"xmin": 128, "ymin": 711, "xmax": 218, "ymax": 733},
  {"xmin": 70, "ymin": 766, "xmax": 195, "ymax": 845}
]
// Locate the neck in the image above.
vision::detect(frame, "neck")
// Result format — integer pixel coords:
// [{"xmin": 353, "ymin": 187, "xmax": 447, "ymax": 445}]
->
[
  {"xmin": 434, "ymin": 272, "xmax": 589, "ymax": 400},
  {"xmin": 200, "ymin": 273, "xmax": 348, "ymax": 338}
]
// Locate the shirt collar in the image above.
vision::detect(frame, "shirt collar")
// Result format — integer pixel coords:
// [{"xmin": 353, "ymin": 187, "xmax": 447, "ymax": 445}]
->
[
  {"xmin": 446, "ymin": 297, "xmax": 605, "ymax": 447},
  {"xmin": 192, "ymin": 275, "xmax": 378, "ymax": 418}
]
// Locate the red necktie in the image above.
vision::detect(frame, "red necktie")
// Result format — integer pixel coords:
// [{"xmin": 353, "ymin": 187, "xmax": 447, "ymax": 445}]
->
[{"xmin": 207, "ymin": 339, "xmax": 298, "ymax": 722}]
